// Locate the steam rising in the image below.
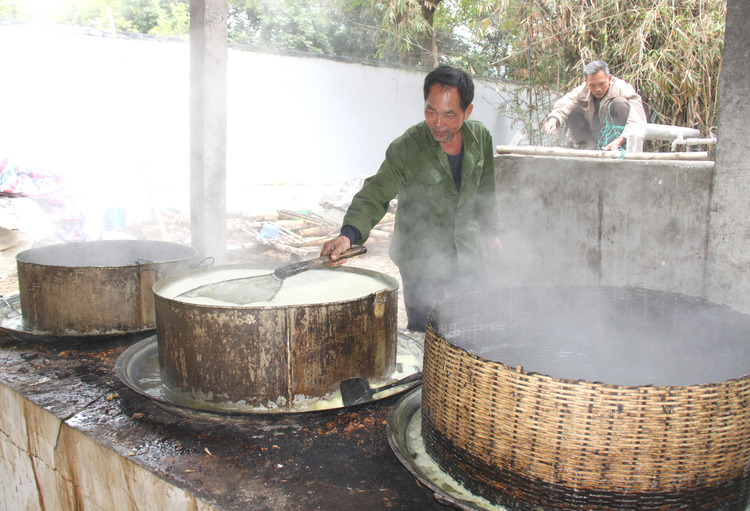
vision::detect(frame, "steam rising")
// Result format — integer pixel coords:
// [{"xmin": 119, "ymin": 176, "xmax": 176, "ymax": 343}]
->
[{"xmin": 429, "ymin": 285, "xmax": 750, "ymax": 387}]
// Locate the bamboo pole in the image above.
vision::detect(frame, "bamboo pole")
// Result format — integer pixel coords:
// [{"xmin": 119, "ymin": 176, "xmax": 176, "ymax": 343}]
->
[
  {"xmin": 496, "ymin": 145, "xmax": 710, "ymax": 161},
  {"xmin": 298, "ymin": 225, "xmax": 338, "ymax": 238}
]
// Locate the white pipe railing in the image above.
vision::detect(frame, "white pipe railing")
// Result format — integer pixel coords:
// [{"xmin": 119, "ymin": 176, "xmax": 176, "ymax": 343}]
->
[{"xmin": 627, "ymin": 124, "xmax": 715, "ymax": 153}]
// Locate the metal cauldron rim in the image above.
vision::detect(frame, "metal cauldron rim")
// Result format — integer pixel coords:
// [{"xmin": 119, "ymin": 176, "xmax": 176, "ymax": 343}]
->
[
  {"xmin": 425, "ymin": 284, "xmax": 750, "ymax": 387},
  {"xmin": 13, "ymin": 240, "xmax": 198, "ymax": 340},
  {"xmin": 16, "ymin": 240, "xmax": 198, "ymax": 268},
  {"xmin": 153, "ymin": 263, "xmax": 399, "ymax": 309}
]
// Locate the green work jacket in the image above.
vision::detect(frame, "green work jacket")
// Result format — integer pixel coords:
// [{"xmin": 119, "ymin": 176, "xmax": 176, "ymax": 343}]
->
[{"xmin": 343, "ymin": 119, "xmax": 502, "ymax": 280}]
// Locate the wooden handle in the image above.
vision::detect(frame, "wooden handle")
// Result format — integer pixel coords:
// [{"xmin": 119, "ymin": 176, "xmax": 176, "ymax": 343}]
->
[
  {"xmin": 375, "ymin": 371, "xmax": 423, "ymax": 393},
  {"xmin": 338, "ymin": 245, "xmax": 367, "ymax": 258},
  {"xmin": 274, "ymin": 245, "xmax": 367, "ymax": 280}
]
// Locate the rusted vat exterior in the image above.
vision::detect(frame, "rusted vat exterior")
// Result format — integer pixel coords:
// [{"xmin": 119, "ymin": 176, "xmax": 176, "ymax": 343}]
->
[
  {"xmin": 17, "ymin": 240, "xmax": 197, "ymax": 335},
  {"xmin": 154, "ymin": 266, "xmax": 398, "ymax": 408}
]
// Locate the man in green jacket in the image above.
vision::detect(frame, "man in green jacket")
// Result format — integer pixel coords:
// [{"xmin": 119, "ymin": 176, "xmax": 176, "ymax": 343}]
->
[{"xmin": 320, "ymin": 65, "xmax": 503, "ymax": 332}]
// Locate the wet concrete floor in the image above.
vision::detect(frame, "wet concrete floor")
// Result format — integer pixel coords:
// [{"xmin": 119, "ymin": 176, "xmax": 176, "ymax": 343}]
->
[{"xmin": 0, "ymin": 332, "xmax": 451, "ymax": 510}]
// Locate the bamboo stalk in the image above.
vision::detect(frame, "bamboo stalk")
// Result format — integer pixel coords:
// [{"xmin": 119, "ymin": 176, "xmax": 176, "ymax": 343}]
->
[
  {"xmin": 277, "ymin": 209, "xmax": 337, "ymax": 227},
  {"xmin": 380, "ymin": 212, "xmax": 396, "ymax": 224},
  {"xmin": 374, "ymin": 223, "xmax": 394, "ymax": 233},
  {"xmin": 368, "ymin": 229, "xmax": 391, "ymax": 239},
  {"xmin": 297, "ymin": 236, "xmax": 338, "ymax": 247},
  {"xmin": 229, "ymin": 218, "xmax": 256, "ymax": 237},
  {"xmin": 276, "ymin": 226, "xmax": 307, "ymax": 245},
  {"xmin": 298, "ymin": 225, "xmax": 338, "ymax": 238}
]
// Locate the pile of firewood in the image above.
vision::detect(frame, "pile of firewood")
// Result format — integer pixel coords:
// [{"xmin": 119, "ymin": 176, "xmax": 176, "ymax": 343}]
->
[
  {"xmin": 228, "ymin": 208, "xmax": 395, "ymax": 257},
  {"xmin": 130, "ymin": 200, "xmax": 398, "ymax": 260}
]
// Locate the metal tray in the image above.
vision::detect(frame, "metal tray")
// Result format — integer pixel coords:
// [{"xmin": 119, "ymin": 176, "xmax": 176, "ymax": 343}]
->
[
  {"xmin": 387, "ymin": 387, "xmax": 507, "ymax": 511},
  {"xmin": 0, "ymin": 293, "xmax": 151, "ymax": 342},
  {"xmin": 116, "ymin": 330, "xmax": 423, "ymax": 424}
]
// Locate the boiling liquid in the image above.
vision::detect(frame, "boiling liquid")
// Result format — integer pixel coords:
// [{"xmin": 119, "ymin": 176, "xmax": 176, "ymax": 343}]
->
[{"xmin": 161, "ymin": 268, "xmax": 389, "ymax": 307}]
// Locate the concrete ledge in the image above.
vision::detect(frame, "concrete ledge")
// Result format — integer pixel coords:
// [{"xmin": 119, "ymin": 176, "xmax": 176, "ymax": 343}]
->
[
  {"xmin": 493, "ymin": 154, "xmax": 715, "ymax": 297},
  {"xmin": 0, "ymin": 335, "xmax": 443, "ymax": 511},
  {"xmin": 0, "ymin": 380, "xmax": 216, "ymax": 511}
]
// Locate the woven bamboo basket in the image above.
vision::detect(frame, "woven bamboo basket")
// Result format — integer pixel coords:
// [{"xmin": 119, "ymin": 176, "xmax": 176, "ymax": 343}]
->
[{"xmin": 421, "ymin": 286, "xmax": 750, "ymax": 510}]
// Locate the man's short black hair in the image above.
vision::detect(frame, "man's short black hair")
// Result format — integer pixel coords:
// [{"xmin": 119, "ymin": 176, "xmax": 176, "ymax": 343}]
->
[{"xmin": 423, "ymin": 65, "xmax": 474, "ymax": 112}]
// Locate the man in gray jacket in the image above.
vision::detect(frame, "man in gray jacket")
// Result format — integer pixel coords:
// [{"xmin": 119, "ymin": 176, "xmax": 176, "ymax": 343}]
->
[{"xmin": 542, "ymin": 60, "xmax": 647, "ymax": 151}]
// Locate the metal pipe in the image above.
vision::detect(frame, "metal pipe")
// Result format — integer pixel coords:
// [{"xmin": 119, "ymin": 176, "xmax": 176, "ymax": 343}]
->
[
  {"xmin": 496, "ymin": 145, "xmax": 710, "ymax": 160},
  {"xmin": 644, "ymin": 123, "xmax": 701, "ymax": 141},
  {"xmin": 671, "ymin": 137, "xmax": 717, "ymax": 152}
]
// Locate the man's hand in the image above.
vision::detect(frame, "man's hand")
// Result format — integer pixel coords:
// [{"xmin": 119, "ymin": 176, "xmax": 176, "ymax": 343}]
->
[
  {"xmin": 320, "ymin": 235, "xmax": 352, "ymax": 267},
  {"xmin": 542, "ymin": 118, "xmax": 558, "ymax": 135},
  {"xmin": 603, "ymin": 136, "xmax": 625, "ymax": 151}
]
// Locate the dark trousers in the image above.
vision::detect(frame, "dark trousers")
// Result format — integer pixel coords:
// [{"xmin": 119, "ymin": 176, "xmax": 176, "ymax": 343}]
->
[
  {"xmin": 400, "ymin": 270, "xmax": 485, "ymax": 332},
  {"xmin": 567, "ymin": 96, "xmax": 630, "ymax": 148}
]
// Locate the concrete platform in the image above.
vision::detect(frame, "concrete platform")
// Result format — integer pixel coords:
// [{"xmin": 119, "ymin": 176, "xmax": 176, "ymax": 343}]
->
[{"xmin": 0, "ymin": 332, "xmax": 449, "ymax": 510}]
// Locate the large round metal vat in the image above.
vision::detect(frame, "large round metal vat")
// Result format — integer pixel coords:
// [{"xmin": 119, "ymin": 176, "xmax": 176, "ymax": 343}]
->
[
  {"xmin": 422, "ymin": 285, "xmax": 750, "ymax": 511},
  {"xmin": 17, "ymin": 240, "xmax": 198, "ymax": 336},
  {"xmin": 153, "ymin": 264, "xmax": 399, "ymax": 409}
]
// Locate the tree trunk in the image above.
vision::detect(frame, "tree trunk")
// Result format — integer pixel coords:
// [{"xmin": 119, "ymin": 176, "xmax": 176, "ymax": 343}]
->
[{"xmin": 420, "ymin": 0, "xmax": 441, "ymax": 68}]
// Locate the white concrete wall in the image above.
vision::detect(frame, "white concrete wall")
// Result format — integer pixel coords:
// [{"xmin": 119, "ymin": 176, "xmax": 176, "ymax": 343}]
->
[{"xmin": 0, "ymin": 21, "xmax": 514, "ymax": 224}]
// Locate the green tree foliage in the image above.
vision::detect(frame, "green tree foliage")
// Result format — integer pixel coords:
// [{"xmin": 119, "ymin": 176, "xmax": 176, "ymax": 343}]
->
[
  {"xmin": 1, "ymin": 0, "xmax": 725, "ymax": 141},
  {"xmin": 228, "ymin": 0, "xmax": 333, "ymax": 54},
  {"xmin": 432, "ymin": 1, "xmax": 508, "ymax": 77},
  {"xmin": 2, "ymin": 0, "xmax": 190, "ymax": 37},
  {"xmin": 367, "ymin": 0, "xmax": 440, "ymax": 67},
  {"xmin": 371, "ymin": 0, "xmax": 725, "ymax": 144},
  {"xmin": 227, "ymin": 0, "xmax": 385, "ymax": 59},
  {"xmin": 327, "ymin": 0, "xmax": 383, "ymax": 60},
  {"xmin": 147, "ymin": 0, "xmax": 189, "ymax": 36},
  {"xmin": 470, "ymin": 0, "xmax": 726, "ymax": 143},
  {"xmin": 0, "ymin": 0, "xmax": 20, "ymax": 18}
]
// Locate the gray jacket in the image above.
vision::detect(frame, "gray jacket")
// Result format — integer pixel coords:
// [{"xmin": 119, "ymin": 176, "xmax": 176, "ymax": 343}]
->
[{"xmin": 548, "ymin": 76, "xmax": 647, "ymax": 140}]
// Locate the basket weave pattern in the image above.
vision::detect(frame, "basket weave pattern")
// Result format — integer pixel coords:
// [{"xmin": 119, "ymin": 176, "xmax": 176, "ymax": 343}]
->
[{"xmin": 421, "ymin": 286, "xmax": 750, "ymax": 510}]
